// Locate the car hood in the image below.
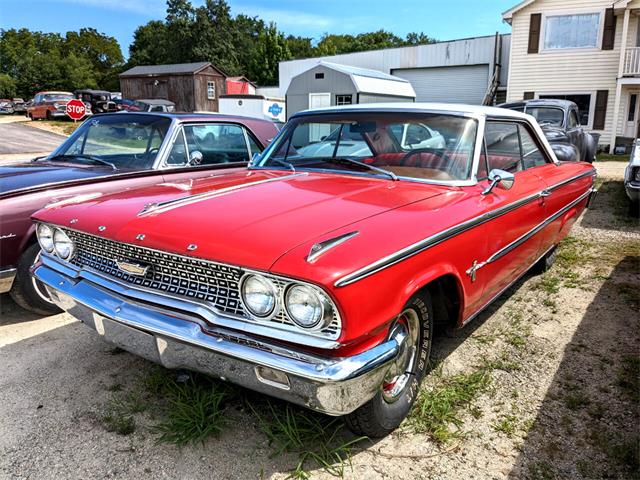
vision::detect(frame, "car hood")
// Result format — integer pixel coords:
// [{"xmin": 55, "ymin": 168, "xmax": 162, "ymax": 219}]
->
[
  {"xmin": 34, "ymin": 169, "xmax": 447, "ymax": 272},
  {"xmin": 0, "ymin": 162, "xmax": 117, "ymax": 195}
]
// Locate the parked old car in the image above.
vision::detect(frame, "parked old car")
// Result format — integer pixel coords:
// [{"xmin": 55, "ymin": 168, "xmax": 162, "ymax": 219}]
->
[
  {"xmin": 0, "ymin": 99, "xmax": 15, "ymax": 114},
  {"xmin": 32, "ymin": 103, "xmax": 595, "ymax": 437},
  {"xmin": 26, "ymin": 91, "xmax": 91, "ymax": 120},
  {"xmin": 123, "ymin": 99, "xmax": 176, "ymax": 113},
  {"xmin": 0, "ymin": 112, "xmax": 278, "ymax": 315},
  {"xmin": 74, "ymin": 89, "xmax": 118, "ymax": 114},
  {"xmin": 625, "ymin": 139, "xmax": 640, "ymax": 215},
  {"xmin": 499, "ymin": 99, "xmax": 597, "ymax": 163},
  {"xmin": 12, "ymin": 98, "xmax": 26, "ymax": 114}
]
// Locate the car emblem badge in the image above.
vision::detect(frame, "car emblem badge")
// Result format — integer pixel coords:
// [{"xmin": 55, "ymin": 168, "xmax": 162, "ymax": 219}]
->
[{"xmin": 116, "ymin": 260, "xmax": 149, "ymax": 276}]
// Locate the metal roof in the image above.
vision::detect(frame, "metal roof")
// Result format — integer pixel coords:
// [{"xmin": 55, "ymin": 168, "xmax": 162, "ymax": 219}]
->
[
  {"xmin": 318, "ymin": 61, "xmax": 410, "ymax": 83},
  {"xmin": 120, "ymin": 62, "xmax": 213, "ymax": 77}
]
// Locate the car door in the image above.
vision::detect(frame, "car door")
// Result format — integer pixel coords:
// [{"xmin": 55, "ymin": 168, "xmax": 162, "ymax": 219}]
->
[
  {"xmin": 32, "ymin": 94, "xmax": 42, "ymax": 119},
  {"xmin": 475, "ymin": 121, "xmax": 548, "ymax": 301},
  {"xmin": 566, "ymin": 107, "xmax": 583, "ymax": 159}
]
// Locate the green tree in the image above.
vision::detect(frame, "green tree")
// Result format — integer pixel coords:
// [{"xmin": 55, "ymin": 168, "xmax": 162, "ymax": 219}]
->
[
  {"xmin": 129, "ymin": 21, "xmax": 169, "ymax": 65},
  {"xmin": 248, "ymin": 22, "xmax": 290, "ymax": 86},
  {"xmin": 285, "ymin": 35, "xmax": 316, "ymax": 59},
  {"xmin": 0, "ymin": 73, "xmax": 17, "ymax": 97}
]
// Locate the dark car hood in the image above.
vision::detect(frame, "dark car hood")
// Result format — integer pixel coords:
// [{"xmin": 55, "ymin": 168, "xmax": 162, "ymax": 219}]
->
[{"xmin": 0, "ymin": 162, "xmax": 119, "ymax": 195}]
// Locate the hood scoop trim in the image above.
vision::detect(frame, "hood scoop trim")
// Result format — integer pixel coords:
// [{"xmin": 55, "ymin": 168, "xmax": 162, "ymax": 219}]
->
[
  {"xmin": 307, "ymin": 231, "xmax": 359, "ymax": 263},
  {"xmin": 138, "ymin": 173, "xmax": 306, "ymax": 217}
]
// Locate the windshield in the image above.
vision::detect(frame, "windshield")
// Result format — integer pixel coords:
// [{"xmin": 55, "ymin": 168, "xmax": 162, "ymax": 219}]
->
[
  {"xmin": 53, "ymin": 115, "xmax": 172, "ymax": 170},
  {"xmin": 258, "ymin": 112, "xmax": 478, "ymax": 182},
  {"xmin": 525, "ymin": 107, "xmax": 564, "ymax": 127},
  {"xmin": 43, "ymin": 94, "xmax": 74, "ymax": 102}
]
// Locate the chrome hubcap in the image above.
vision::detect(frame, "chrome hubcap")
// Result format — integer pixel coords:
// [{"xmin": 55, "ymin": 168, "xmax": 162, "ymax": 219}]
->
[
  {"xmin": 382, "ymin": 308, "xmax": 420, "ymax": 403},
  {"xmin": 31, "ymin": 251, "xmax": 54, "ymax": 304}
]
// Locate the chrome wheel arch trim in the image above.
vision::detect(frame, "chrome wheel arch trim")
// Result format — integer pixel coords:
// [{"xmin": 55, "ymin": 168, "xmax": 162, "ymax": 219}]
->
[{"xmin": 334, "ymin": 169, "xmax": 595, "ymax": 288}]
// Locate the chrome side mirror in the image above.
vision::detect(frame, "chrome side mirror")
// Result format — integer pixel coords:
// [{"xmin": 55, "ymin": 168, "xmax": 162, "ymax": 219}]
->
[
  {"xmin": 188, "ymin": 150, "xmax": 203, "ymax": 165},
  {"xmin": 482, "ymin": 169, "xmax": 515, "ymax": 195}
]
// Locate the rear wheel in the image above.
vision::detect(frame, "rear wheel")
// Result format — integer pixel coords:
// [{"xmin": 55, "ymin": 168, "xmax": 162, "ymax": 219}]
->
[
  {"xmin": 10, "ymin": 243, "xmax": 62, "ymax": 315},
  {"xmin": 344, "ymin": 293, "xmax": 433, "ymax": 438}
]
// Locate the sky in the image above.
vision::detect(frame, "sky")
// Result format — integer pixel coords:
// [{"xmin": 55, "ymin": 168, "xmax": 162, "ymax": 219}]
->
[{"xmin": 0, "ymin": 0, "xmax": 515, "ymax": 58}]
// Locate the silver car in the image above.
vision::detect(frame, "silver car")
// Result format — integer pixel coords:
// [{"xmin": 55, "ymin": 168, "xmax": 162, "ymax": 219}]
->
[{"xmin": 625, "ymin": 139, "xmax": 640, "ymax": 214}]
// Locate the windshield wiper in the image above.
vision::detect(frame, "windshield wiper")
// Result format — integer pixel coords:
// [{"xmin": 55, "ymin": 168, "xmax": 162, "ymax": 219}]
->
[
  {"xmin": 48, "ymin": 154, "xmax": 117, "ymax": 170},
  {"xmin": 320, "ymin": 157, "xmax": 398, "ymax": 181},
  {"xmin": 270, "ymin": 158, "xmax": 296, "ymax": 172}
]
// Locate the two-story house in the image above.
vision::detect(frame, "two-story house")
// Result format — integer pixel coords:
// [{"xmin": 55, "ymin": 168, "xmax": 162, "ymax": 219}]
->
[{"xmin": 503, "ymin": 0, "xmax": 640, "ymax": 152}]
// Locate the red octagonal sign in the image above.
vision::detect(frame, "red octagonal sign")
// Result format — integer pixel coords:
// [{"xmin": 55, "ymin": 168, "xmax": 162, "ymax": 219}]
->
[{"xmin": 65, "ymin": 99, "xmax": 86, "ymax": 121}]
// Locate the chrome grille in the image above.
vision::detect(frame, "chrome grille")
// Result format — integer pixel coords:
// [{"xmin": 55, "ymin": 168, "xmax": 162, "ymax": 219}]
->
[{"xmin": 63, "ymin": 229, "xmax": 340, "ymax": 339}]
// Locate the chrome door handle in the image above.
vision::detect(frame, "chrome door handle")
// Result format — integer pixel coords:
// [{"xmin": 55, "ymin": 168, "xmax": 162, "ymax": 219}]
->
[{"xmin": 540, "ymin": 189, "xmax": 552, "ymax": 197}]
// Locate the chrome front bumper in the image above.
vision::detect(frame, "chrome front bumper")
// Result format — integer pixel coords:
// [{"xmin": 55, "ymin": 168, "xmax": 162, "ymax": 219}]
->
[
  {"xmin": 33, "ymin": 263, "xmax": 400, "ymax": 416},
  {"xmin": 0, "ymin": 268, "xmax": 17, "ymax": 294}
]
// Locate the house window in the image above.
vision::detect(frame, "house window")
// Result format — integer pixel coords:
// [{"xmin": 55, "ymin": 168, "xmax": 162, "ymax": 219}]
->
[
  {"xmin": 315, "ymin": 73, "xmax": 325, "ymax": 79},
  {"xmin": 539, "ymin": 94, "xmax": 592, "ymax": 126},
  {"xmin": 207, "ymin": 81, "xmax": 216, "ymax": 100},
  {"xmin": 335, "ymin": 95, "xmax": 352, "ymax": 105},
  {"xmin": 543, "ymin": 13, "xmax": 600, "ymax": 50}
]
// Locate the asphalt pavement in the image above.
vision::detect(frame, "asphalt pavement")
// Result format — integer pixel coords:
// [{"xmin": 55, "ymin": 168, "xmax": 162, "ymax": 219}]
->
[{"xmin": 0, "ymin": 121, "xmax": 66, "ymax": 157}]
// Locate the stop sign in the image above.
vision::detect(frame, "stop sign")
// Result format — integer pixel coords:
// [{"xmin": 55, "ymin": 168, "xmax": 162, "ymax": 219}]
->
[{"xmin": 65, "ymin": 99, "xmax": 86, "ymax": 121}]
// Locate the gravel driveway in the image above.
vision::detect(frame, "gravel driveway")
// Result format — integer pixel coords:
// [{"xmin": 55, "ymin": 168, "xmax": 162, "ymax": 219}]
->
[
  {"xmin": 0, "ymin": 121, "xmax": 66, "ymax": 160},
  {"xmin": 0, "ymin": 161, "xmax": 637, "ymax": 480}
]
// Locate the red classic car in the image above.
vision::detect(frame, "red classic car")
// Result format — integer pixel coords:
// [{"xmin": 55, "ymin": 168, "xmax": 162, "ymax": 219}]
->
[
  {"xmin": 1, "ymin": 113, "xmax": 278, "ymax": 314},
  {"xmin": 31, "ymin": 104, "xmax": 596, "ymax": 437},
  {"xmin": 26, "ymin": 91, "xmax": 91, "ymax": 120}
]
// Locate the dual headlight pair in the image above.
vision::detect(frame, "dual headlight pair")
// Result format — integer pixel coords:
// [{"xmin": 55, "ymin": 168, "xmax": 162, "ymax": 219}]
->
[
  {"xmin": 36, "ymin": 224, "xmax": 74, "ymax": 260},
  {"xmin": 241, "ymin": 274, "xmax": 332, "ymax": 330}
]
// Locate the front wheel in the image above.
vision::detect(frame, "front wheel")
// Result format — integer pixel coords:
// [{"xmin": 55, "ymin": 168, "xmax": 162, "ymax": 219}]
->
[
  {"xmin": 10, "ymin": 243, "xmax": 62, "ymax": 315},
  {"xmin": 344, "ymin": 293, "xmax": 433, "ymax": 438}
]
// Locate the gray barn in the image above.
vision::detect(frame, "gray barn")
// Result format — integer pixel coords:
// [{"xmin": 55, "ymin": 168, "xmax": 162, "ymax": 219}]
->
[{"xmin": 285, "ymin": 62, "xmax": 415, "ymax": 119}]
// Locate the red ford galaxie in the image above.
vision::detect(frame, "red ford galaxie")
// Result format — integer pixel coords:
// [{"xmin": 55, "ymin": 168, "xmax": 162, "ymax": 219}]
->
[{"xmin": 32, "ymin": 104, "xmax": 596, "ymax": 437}]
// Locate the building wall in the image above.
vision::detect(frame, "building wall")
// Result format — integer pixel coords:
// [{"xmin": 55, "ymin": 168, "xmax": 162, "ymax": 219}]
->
[
  {"xmin": 358, "ymin": 93, "xmax": 414, "ymax": 103},
  {"xmin": 279, "ymin": 34, "xmax": 511, "ymax": 99},
  {"xmin": 505, "ymin": 0, "xmax": 630, "ymax": 144},
  {"xmin": 286, "ymin": 66, "xmax": 357, "ymax": 117}
]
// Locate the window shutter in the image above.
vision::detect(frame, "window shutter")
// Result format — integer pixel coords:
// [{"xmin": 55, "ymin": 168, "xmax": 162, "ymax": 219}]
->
[
  {"xmin": 528, "ymin": 14, "xmax": 542, "ymax": 53},
  {"xmin": 593, "ymin": 90, "xmax": 609, "ymax": 130},
  {"xmin": 523, "ymin": 91, "xmax": 535, "ymax": 100},
  {"xmin": 602, "ymin": 8, "xmax": 616, "ymax": 50}
]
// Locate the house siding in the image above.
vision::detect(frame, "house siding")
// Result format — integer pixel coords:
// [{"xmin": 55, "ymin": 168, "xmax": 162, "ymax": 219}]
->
[{"xmin": 506, "ymin": 0, "xmax": 628, "ymax": 145}]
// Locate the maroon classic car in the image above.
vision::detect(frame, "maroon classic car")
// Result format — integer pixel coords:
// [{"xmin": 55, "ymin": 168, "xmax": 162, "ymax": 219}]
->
[
  {"xmin": 32, "ymin": 104, "xmax": 595, "ymax": 437},
  {"xmin": 0, "ymin": 112, "xmax": 278, "ymax": 314}
]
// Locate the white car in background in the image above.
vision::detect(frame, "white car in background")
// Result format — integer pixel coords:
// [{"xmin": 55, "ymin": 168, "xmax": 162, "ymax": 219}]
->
[
  {"xmin": 297, "ymin": 122, "xmax": 446, "ymax": 157},
  {"xmin": 625, "ymin": 139, "xmax": 640, "ymax": 215}
]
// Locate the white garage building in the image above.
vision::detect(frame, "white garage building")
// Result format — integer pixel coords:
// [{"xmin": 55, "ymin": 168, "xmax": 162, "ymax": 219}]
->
[{"xmin": 278, "ymin": 33, "xmax": 511, "ymax": 107}]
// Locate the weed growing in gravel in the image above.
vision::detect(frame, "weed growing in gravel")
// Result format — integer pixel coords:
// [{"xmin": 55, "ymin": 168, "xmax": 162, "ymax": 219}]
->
[
  {"xmin": 492, "ymin": 414, "xmax": 518, "ymax": 437},
  {"xmin": 617, "ymin": 355, "xmax": 640, "ymax": 403},
  {"xmin": 564, "ymin": 392, "xmax": 590, "ymax": 411},
  {"xmin": 528, "ymin": 460, "xmax": 555, "ymax": 480},
  {"xmin": 102, "ymin": 400, "xmax": 136, "ymax": 435},
  {"xmin": 248, "ymin": 401, "xmax": 365, "ymax": 479},
  {"xmin": 152, "ymin": 374, "xmax": 233, "ymax": 446},
  {"xmin": 408, "ymin": 365, "xmax": 492, "ymax": 443},
  {"xmin": 535, "ymin": 274, "xmax": 561, "ymax": 295}
]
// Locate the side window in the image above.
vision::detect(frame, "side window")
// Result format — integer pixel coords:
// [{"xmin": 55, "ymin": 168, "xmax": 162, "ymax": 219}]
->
[
  {"xmin": 183, "ymin": 124, "xmax": 250, "ymax": 164},
  {"xmin": 166, "ymin": 131, "xmax": 188, "ymax": 166},
  {"xmin": 519, "ymin": 125, "xmax": 549, "ymax": 169},
  {"xmin": 568, "ymin": 110, "xmax": 579, "ymax": 129},
  {"xmin": 246, "ymin": 132, "xmax": 263, "ymax": 156},
  {"xmin": 484, "ymin": 122, "xmax": 523, "ymax": 173}
]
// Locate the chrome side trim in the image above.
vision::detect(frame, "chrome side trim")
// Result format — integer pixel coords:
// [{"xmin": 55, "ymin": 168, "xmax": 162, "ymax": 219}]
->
[
  {"xmin": 462, "ymin": 243, "xmax": 557, "ymax": 326},
  {"xmin": 473, "ymin": 187, "xmax": 593, "ymax": 274},
  {"xmin": 307, "ymin": 231, "xmax": 359, "ymax": 263},
  {"xmin": 334, "ymin": 169, "xmax": 595, "ymax": 288},
  {"xmin": 0, "ymin": 268, "xmax": 17, "ymax": 294},
  {"xmin": 138, "ymin": 173, "xmax": 306, "ymax": 216}
]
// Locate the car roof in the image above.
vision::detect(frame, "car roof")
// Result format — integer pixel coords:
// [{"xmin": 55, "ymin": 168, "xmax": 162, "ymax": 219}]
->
[
  {"xmin": 293, "ymin": 102, "xmax": 533, "ymax": 120},
  {"xmin": 499, "ymin": 99, "xmax": 575, "ymax": 109},
  {"xmin": 92, "ymin": 111, "xmax": 276, "ymax": 125},
  {"xmin": 137, "ymin": 99, "xmax": 175, "ymax": 105},
  {"xmin": 36, "ymin": 91, "xmax": 74, "ymax": 95}
]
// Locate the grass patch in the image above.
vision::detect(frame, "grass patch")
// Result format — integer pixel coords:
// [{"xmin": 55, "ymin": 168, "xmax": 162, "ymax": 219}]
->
[
  {"xmin": 528, "ymin": 460, "xmax": 555, "ymax": 480},
  {"xmin": 151, "ymin": 373, "xmax": 233, "ymax": 446},
  {"xmin": 589, "ymin": 428, "xmax": 640, "ymax": 476},
  {"xmin": 408, "ymin": 365, "xmax": 492, "ymax": 443},
  {"xmin": 249, "ymin": 401, "xmax": 365, "ymax": 479},
  {"xmin": 492, "ymin": 414, "xmax": 518, "ymax": 437},
  {"xmin": 535, "ymin": 274, "xmax": 561, "ymax": 295},
  {"xmin": 617, "ymin": 355, "xmax": 640, "ymax": 403},
  {"xmin": 564, "ymin": 392, "xmax": 590, "ymax": 410},
  {"xmin": 596, "ymin": 153, "xmax": 628, "ymax": 162},
  {"xmin": 102, "ymin": 399, "xmax": 136, "ymax": 435},
  {"xmin": 31, "ymin": 119, "xmax": 81, "ymax": 136}
]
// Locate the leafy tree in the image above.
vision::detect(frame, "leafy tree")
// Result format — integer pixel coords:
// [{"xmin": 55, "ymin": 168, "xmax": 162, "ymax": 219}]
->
[
  {"xmin": 0, "ymin": 73, "xmax": 17, "ymax": 98},
  {"xmin": 248, "ymin": 23, "xmax": 290, "ymax": 86},
  {"xmin": 129, "ymin": 21, "xmax": 169, "ymax": 66},
  {"xmin": 285, "ymin": 35, "xmax": 316, "ymax": 59}
]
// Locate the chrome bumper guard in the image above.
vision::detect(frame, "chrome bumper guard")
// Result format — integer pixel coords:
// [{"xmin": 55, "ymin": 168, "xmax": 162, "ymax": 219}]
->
[
  {"xmin": 33, "ymin": 263, "xmax": 399, "ymax": 416},
  {"xmin": 0, "ymin": 268, "xmax": 17, "ymax": 294}
]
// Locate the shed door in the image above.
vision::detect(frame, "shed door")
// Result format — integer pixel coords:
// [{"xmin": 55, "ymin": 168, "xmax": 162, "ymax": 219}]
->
[
  {"xmin": 392, "ymin": 65, "xmax": 489, "ymax": 104},
  {"xmin": 308, "ymin": 93, "xmax": 331, "ymax": 142}
]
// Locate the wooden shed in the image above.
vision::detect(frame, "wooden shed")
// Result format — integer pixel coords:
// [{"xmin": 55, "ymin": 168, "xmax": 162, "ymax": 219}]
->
[{"xmin": 119, "ymin": 62, "xmax": 227, "ymax": 112}]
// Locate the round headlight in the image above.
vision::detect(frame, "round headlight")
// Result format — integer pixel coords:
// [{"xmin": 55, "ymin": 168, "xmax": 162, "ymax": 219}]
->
[
  {"xmin": 53, "ymin": 228, "xmax": 74, "ymax": 260},
  {"xmin": 241, "ymin": 275, "xmax": 277, "ymax": 317},
  {"xmin": 36, "ymin": 224, "xmax": 54, "ymax": 253},
  {"xmin": 285, "ymin": 285, "xmax": 325, "ymax": 329}
]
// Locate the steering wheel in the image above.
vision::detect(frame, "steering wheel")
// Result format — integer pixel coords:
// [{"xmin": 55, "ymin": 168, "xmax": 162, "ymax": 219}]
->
[{"xmin": 146, "ymin": 147, "xmax": 160, "ymax": 162}]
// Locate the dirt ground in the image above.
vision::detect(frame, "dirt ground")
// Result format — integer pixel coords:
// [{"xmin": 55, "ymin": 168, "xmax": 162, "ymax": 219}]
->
[{"xmin": 0, "ymin": 161, "xmax": 638, "ymax": 480}]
